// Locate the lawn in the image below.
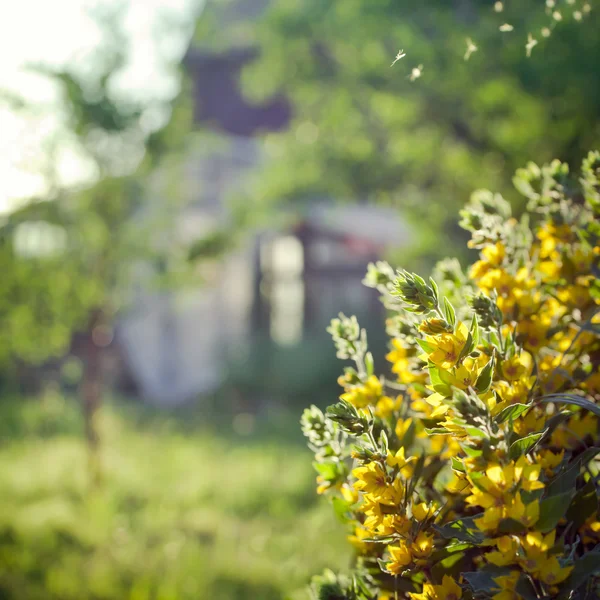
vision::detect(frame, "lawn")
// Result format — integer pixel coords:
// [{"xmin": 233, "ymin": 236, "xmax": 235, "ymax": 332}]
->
[{"xmin": 0, "ymin": 394, "xmax": 349, "ymax": 599}]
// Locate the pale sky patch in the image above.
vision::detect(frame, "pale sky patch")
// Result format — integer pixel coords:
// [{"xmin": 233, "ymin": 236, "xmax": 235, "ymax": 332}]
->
[{"xmin": 0, "ymin": 0, "xmax": 201, "ymax": 214}]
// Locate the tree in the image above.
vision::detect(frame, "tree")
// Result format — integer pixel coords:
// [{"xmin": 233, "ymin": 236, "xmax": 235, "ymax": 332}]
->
[
  {"xmin": 202, "ymin": 0, "xmax": 600, "ymax": 266},
  {"xmin": 0, "ymin": 11, "xmax": 196, "ymax": 474}
]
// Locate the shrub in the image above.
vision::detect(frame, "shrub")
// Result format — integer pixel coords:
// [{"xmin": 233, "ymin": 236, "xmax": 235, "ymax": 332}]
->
[{"xmin": 301, "ymin": 151, "xmax": 600, "ymax": 600}]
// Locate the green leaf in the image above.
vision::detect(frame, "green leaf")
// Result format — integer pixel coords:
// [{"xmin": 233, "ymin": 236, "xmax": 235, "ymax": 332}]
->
[
  {"xmin": 429, "ymin": 277, "xmax": 439, "ymax": 302},
  {"xmin": 547, "ymin": 447, "xmax": 600, "ymax": 496},
  {"xmin": 313, "ymin": 461, "xmax": 339, "ymax": 480},
  {"xmin": 434, "ymin": 516, "xmax": 485, "ymax": 544},
  {"xmin": 539, "ymin": 394, "xmax": 600, "ymax": 418},
  {"xmin": 462, "ymin": 445, "xmax": 483, "ymax": 458},
  {"xmin": 462, "ymin": 567, "xmax": 514, "ymax": 594},
  {"xmin": 467, "ymin": 470, "xmax": 488, "ymax": 491},
  {"xmin": 565, "ymin": 480, "xmax": 598, "ymax": 530},
  {"xmin": 443, "ymin": 297, "xmax": 456, "ymax": 328},
  {"xmin": 425, "ymin": 427, "xmax": 450, "ymax": 435},
  {"xmin": 514, "ymin": 574, "xmax": 539, "ymax": 600},
  {"xmin": 536, "ymin": 491, "xmax": 575, "ymax": 532},
  {"xmin": 463, "ymin": 425, "xmax": 489, "ymax": 439},
  {"xmin": 509, "ymin": 431, "xmax": 543, "ymax": 460},
  {"xmin": 558, "ymin": 545, "xmax": 600, "ymax": 599},
  {"xmin": 416, "ymin": 338, "xmax": 435, "ymax": 354},
  {"xmin": 489, "ymin": 329, "xmax": 502, "ymax": 350},
  {"xmin": 498, "ymin": 518, "xmax": 527, "ymax": 534},
  {"xmin": 331, "ymin": 497, "xmax": 353, "ymax": 524},
  {"xmin": 428, "ymin": 364, "xmax": 452, "ymax": 397},
  {"xmin": 364, "ymin": 352, "xmax": 374, "ymax": 377},
  {"xmin": 470, "ymin": 314, "xmax": 480, "ymax": 348},
  {"xmin": 451, "ymin": 457, "xmax": 466, "ymax": 472},
  {"xmin": 495, "ymin": 403, "xmax": 530, "ymax": 424},
  {"xmin": 543, "ymin": 409, "xmax": 574, "ymax": 435},
  {"xmin": 462, "ymin": 571, "xmax": 498, "ymax": 593},
  {"xmin": 379, "ymin": 429, "xmax": 389, "ymax": 455},
  {"xmin": 475, "ymin": 355, "xmax": 494, "ymax": 393},
  {"xmin": 457, "ymin": 331, "xmax": 474, "ymax": 363},
  {"xmin": 520, "ymin": 488, "xmax": 544, "ymax": 504},
  {"xmin": 364, "ymin": 534, "xmax": 399, "ymax": 545}
]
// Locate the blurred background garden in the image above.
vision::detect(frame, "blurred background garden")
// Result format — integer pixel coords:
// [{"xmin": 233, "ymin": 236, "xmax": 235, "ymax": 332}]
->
[{"xmin": 0, "ymin": 0, "xmax": 598, "ymax": 598}]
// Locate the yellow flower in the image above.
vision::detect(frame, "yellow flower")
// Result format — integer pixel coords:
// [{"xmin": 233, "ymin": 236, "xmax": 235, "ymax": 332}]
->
[
  {"xmin": 387, "ymin": 446, "xmax": 416, "ymax": 478},
  {"xmin": 446, "ymin": 472, "xmax": 471, "ymax": 495},
  {"xmin": 538, "ymin": 258, "xmax": 561, "ymax": 280},
  {"xmin": 425, "ymin": 322, "xmax": 470, "ymax": 369},
  {"xmin": 477, "ymin": 267, "xmax": 535, "ymax": 315},
  {"xmin": 387, "ymin": 339, "xmax": 426, "ymax": 384},
  {"xmin": 491, "ymin": 571, "xmax": 520, "ymax": 600},
  {"xmin": 517, "ymin": 316, "xmax": 550, "ymax": 352},
  {"xmin": 550, "ymin": 412, "xmax": 598, "ymax": 449},
  {"xmin": 468, "ymin": 458, "xmax": 543, "ymax": 531},
  {"xmin": 347, "ymin": 526, "xmax": 370, "ymax": 552},
  {"xmin": 500, "ymin": 351, "xmax": 533, "ymax": 382},
  {"xmin": 430, "ymin": 435, "xmax": 462, "ymax": 460},
  {"xmin": 519, "ymin": 530, "xmax": 556, "ymax": 576},
  {"xmin": 386, "ymin": 338, "xmax": 411, "ymax": 364},
  {"xmin": 483, "ymin": 242, "xmax": 506, "ymax": 265},
  {"xmin": 536, "ymin": 222, "xmax": 572, "ymax": 258},
  {"xmin": 386, "ymin": 542, "xmax": 413, "ymax": 575},
  {"xmin": 377, "ymin": 514, "xmax": 412, "ymax": 536},
  {"xmin": 446, "ymin": 357, "xmax": 484, "ymax": 390},
  {"xmin": 340, "ymin": 375, "xmax": 385, "ymax": 408},
  {"xmin": 340, "ymin": 484, "xmax": 359, "ymax": 504},
  {"xmin": 571, "ymin": 245, "xmax": 593, "ymax": 272},
  {"xmin": 493, "ymin": 379, "xmax": 533, "ymax": 409},
  {"xmin": 425, "ymin": 392, "xmax": 451, "ymax": 417},
  {"xmin": 557, "ymin": 283, "xmax": 592, "ymax": 309},
  {"xmin": 504, "ymin": 491, "xmax": 539, "ymax": 527},
  {"xmin": 409, "ymin": 575, "xmax": 462, "ymax": 600},
  {"xmin": 361, "ymin": 494, "xmax": 387, "ymax": 531},
  {"xmin": 514, "ymin": 408, "xmax": 546, "ymax": 436},
  {"xmin": 412, "ymin": 502, "xmax": 436, "ymax": 522},
  {"xmin": 470, "ymin": 242, "xmax": 506, "ymax": 280},
  {"xmin": 353, "ymin": 462, "xmax": 392, "ymax": 499},
  {"xmin": 316, "ymin": 475, "xmax": 330, "ymax": 495},
  {"xmin": 535, "ymin": 449, "xmax": 564, "ymax": 476},
  {"xmin": 410, "ymin": 531, "xmax": 434, "ymax": 563},
  {"xmin": 395, "ymin": 417, "xmax": 414, "ymax": 443},
  {"xmin": 486, "ymin": 536, "xmax": 519, "ymax": 566},
  {"xmin": 537, "ymin": 556, "xmax": 573, "ymax": 586},
  {"xmin": 375, "ymin": 394, "xmax": 400, "ymax": 419},
  {"xmin": 474, "ymin": 506, "xmax": 504, "ymax": 532},
  {"xmin": 580, "ymin": 515, "xmax": 600, "ymax": 544}
]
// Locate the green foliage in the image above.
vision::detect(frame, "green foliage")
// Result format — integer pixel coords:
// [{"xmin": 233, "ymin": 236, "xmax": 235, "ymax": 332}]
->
[
  {"xmin": 0, "ymin": 16, "xmax": 196, "ymax": 375},
  {"xmin": 201, "ymin": 0, "xmax": 600, "ymax": 261},
  {"xmin": 0, "ymin": 396, "xmax": 349, "ymax": 600}
]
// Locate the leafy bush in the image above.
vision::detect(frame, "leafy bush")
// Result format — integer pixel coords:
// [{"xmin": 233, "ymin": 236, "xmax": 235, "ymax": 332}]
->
[{"xmin": 302, "ymin": 151, "xmax": 600, "ymax": 599}]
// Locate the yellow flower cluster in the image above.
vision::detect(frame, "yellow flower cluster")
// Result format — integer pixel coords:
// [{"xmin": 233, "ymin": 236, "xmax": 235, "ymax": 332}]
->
[{"xmin": 304, "ymin": 153, "xmax": 600, "ymax": 600}]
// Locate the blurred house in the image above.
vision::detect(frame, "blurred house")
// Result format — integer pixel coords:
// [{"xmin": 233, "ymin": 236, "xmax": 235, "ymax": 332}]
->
[{"xmin": 117, "ymin": 0, "xmax": 411, "ymax": 405}]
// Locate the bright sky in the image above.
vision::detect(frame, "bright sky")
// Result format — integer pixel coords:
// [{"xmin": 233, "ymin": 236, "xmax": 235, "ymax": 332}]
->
[{"xmin": 0, "ymin": 0, "xmax": 201, "ymax": 214}]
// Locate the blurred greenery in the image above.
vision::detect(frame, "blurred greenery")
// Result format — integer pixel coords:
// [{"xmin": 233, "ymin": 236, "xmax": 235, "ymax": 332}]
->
[
  {"xmin": 194, "ymin": 0, "xmax": 600, "ymax": 265},
  {"xmin": 0, "ymin": 8, "xmax": 195, "ymax": 371},
  {"xmin": 0, "ymin": 395, "xmax": 349, "ymax": 600},
  {"xmin": 1, "ymin": 1, "xmax": 599, "ymax": 597}
]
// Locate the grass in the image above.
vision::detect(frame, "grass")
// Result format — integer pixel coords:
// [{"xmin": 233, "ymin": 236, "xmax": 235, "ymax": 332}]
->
[{"xmin": 0, "ymin": 393, "xmax": 349, "ymax": 599}]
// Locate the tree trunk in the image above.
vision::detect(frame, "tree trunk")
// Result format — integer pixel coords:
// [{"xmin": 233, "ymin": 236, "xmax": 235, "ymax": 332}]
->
[{"xmin": 81, "ymin": 308, "xmax": 104, "ymax": 482}]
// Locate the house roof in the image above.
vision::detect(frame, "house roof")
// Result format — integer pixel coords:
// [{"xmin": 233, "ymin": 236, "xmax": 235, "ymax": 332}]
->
[
  {"xmin": 305, "ymin": 204, "xmax": 412, "ymax": 247},
  {"xmin": 184, "ymin": 47, "xmax": 291, "ymax": 137}
]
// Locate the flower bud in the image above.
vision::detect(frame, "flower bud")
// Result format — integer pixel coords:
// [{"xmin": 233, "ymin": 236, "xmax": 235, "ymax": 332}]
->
[{"xmin": 419, "ymin": 318, "xmax": 453, "ymax": 335}]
